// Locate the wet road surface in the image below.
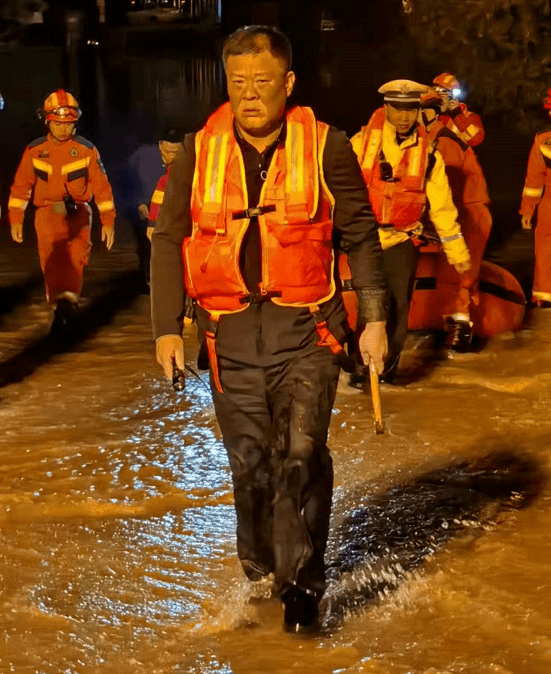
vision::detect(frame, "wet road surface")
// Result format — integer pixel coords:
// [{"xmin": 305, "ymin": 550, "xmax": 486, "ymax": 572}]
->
[{"xmin": 0, "ymin": 243, "xmax": 550, "ymax": 674}]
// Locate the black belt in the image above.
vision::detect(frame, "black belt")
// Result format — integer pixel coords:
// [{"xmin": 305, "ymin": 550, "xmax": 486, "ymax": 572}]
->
[{"xmin": 239, "ymin": 290, "xmax": 282, "ymax": 304}]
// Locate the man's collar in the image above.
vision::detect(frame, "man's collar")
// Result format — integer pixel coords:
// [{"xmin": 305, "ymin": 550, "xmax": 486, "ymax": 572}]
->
[{"xmin": 233, "ymin": 120, "xmax": 287, "ymax": 153}]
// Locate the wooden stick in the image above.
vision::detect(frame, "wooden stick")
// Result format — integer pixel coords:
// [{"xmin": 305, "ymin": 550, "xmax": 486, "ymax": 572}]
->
[{"xmin": 369, "ymin": 359, "xmax": 385, "ymax": 434}]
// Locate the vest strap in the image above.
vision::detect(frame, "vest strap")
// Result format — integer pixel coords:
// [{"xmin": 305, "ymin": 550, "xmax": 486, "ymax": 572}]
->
[
  {"xmin": 232, "ymin": 204, "xmax": 276, "ymax": 220},
  {"xmin": 310, "ymin": 307, "xmax": 343, "ymax": 355},
  {"xmin": 205, "ymin": 316, "xmax": 223, "ymax": 393}
]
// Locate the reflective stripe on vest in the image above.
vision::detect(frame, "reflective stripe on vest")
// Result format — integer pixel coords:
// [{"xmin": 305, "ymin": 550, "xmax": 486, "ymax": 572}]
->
[{"xmin": 186, "ymin": 102, "xmax": 336, "ymax": 313}]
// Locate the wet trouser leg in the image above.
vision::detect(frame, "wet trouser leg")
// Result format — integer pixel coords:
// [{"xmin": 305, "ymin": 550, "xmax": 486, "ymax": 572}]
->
[
  {"xmin": 439, "ymin": 203, "xmax": 492, "ymax": 317},
  {"xmin": 135, "ymin": 217, "xmax": 151, "ymax": 283},
  {"xmin": 211, "ymin": 347, "xmax": 340, "ymax": 600},
  {"xmin": 383, "ymin": 239, "xmax": 420, "ymax": 375},
  {"xmin": 35, "ymin": 204, "xmax": 92, "ymax": 304}
]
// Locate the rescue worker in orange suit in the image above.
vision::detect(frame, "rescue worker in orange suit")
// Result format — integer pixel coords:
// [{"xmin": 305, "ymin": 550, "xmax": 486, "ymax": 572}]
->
[
  {"xmin": 351, "ymin": 80, "xmax": 471, "ymax": 381},
  {"xmin": 8, "ymin": 90, "xmax": 115, "ymax": 327},
  {"xmin": 151, "ymin": 26, "xmax": 387, "ymax": 633},
  {"xmin": 433, "ymin": 72, "xmax": 485, "ymax": 148},
  {"xmin": 146, "ymin": 129, "xmax": 183, "ymax": 242},
  {"xmin": 521, "ymin": 87, "xmax": 551, "ymax": 307},
  {"xmin": 421, "ymin": 89, "xmax": 492, "ymax": 349}
]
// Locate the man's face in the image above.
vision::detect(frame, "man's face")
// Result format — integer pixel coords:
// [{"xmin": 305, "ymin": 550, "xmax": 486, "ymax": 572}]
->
[
  {"xmin": 49, "ymin": 121, "xmax": 75, "ymax": 142},
  {"xmin": 385, "ymin": 104, "xmax": 419, "ymax": 136},
  {"xmin": 159, "ymin": 140, "xmax": 182, "ymax": 166},
  {"xmin": 225, "ymin": 50, "xmax": 295, "ymax": 138}
]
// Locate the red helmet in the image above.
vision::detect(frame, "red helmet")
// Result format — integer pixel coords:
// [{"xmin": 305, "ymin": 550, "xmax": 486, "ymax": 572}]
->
[
  {"xmin": 433, "ymin": 72, "xmax": 460, "ymax": 92},
  {"xmin": 544, "ymin": 87, "xmax": 551, "ymax": 110},
  {"xmin": 42, "ymin": 89, "xmax": 81, "ymax": 123}
]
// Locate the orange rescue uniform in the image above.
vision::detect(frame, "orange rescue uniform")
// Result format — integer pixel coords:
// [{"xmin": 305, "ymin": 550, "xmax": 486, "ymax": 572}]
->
[
  {"xmin": 425, "ymin": 121, "xmax": 492, "ymax": 316},
  {"xmin": 520, "ymin": 127, "xmax": 551, "ymax": 303},
  {"xmin": 9, "ymin": 134, "xmax": 115, "ymax": 304}
]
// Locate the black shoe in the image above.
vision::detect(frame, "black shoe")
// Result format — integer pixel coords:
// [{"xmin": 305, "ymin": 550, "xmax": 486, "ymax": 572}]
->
[
  {"xmin": 51, "ymin": 297, "xmax": 77, "ymax": 335},
  {"xmin": 281, "ymin": 587, "xmax": 320, "ymax": 634},
  {"xmin": 445, "ymin": 317, "xmax": 473, "ymax": 351}
]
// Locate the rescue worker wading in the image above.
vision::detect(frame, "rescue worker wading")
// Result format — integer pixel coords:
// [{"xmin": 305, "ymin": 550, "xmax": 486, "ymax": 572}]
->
[
  {"xmin": 8, "ymin": 90, "xmax": 115, "ymax": 328},
  {"xmin": 433, "ymin": 72, "xmax": 485, "ymax": 148},
  {"xmin": 521, "ymin": 87, "xmax": 551, "ymax": 307},
  {"xmin": 352, "ymin": 80, "xmax": 471, "ymax": 380},
  {"xmin": 421, "ymin": 89, "xmax": 492, "ymax": 349},
  {"xmin": 151, "ymin": 26, "xmax": 387, "ymax": 633}
]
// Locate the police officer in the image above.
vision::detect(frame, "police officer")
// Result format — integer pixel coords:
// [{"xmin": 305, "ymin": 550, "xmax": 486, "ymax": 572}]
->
[
  {"xmin": 151, "ymin": 26, "xmax": 387, "ymax": 632},
  {"xmin": 352, "ymin": 80, "xmax": 471, "ymax": 380},
  {"xmin": 8, "ymin": 90, "xmax": 115, "ymax": 326}
]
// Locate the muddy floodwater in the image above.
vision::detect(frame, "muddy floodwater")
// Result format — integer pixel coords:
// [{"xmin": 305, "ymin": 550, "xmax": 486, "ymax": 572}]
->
[{"xmin": 0, "ymin": 244, "xmax": 549, "ymax": 674}]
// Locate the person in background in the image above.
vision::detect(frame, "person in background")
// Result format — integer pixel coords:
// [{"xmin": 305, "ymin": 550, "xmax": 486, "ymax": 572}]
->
[
  {"xmin": 351, "ymin": 80, "xmax": 470, "ymax": 381},
  {"xmin": 421, "ymin": 88, "xmax": 492, "ymax": 349},
  {"xmin": 520, "ymin": 87, "xmax": 551, "ymax": 307},
  {"xmin": 146, "ymin": 128, "xmax": 183, "ymax": 242},
  {"xmin": 151, "ymin": 25, "xmax": 387, "ymax": 633},
  {"xmin": 8, "ymin": 89, "xmax": 115, "ymax": 329},
  {"xmin": 432, "ymin": 72, "xmax": 485, "ymax": 148}
]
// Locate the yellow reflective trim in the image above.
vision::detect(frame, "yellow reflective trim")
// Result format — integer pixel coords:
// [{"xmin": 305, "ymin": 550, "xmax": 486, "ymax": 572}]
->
[
  {"xmin": 8, "ymin": 197, "xmax": 28, "ymax": 209},
  {"xmin": 215, "ymin": 133, "xmax": 229, "ymax": 205},
  {"xmin": 51, "ymin": 91, "xmax": 59, "ymax": 107},
  {"xmin": 523, "ymin": 186, "xmax": 544, "ymax": 198},
  {"xmin": 285, "ymin": 123, "xmax": 296, "ymax": 194},
  {"xmin": 364, "ymin": 129, "xmax": 382, "ymax": 171},
  {"xmin": 408, "ymin": 142, "xmax": 422, "ymax": 177},
  {"xmin": 32, "ymin": 158, "xmax": 53, "ymax": 174},
  {"xmin": 61, "ymin": 157, "xmax": 90, "ymax": 175},
  {"xmin": 204, "ymin": 135, "xmax": 216, "ymax": 203},
  {"xmin": 97, "ymin": 200, "xmax": 114, "ymax": 213},
  {"xmin": 540, "ymin": 145, "xmax": 551, "ymax": 160},
  {"xmin": 533, "ymin": 290, "xmax": 551, "ymax": 302},
  {"xmin": 151, "ymin": 189, "xmax": 165, "ymax": 205},
  {"xmin": 465, "ymin": 124, "xmax": 478, "ymax": 139}
]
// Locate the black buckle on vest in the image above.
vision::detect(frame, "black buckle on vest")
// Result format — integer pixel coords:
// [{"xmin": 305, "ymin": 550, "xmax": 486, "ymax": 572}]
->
[
  {"xmin": 232, "ymin": 204, "xmax": 276, "ymax": 220},
  {"xmin": 239, "ymin": 290, "xmax": 282, "ymax": 304}
]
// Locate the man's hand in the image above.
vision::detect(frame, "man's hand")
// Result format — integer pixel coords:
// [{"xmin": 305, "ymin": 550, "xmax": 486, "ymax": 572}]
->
[
  {"xmin": 156, "ymin": 334, "xmax": 185, "ymax": 379},
  {"xmin": 10, "ymin": 223, "xmax": 23, "ymax": 243},
  {"xmin": 454, "ymin": 260, "xmax": 471, "ymax": 275},
  {"xmin": 521, "ymin": 215, "xmax": 533, "ymax": 230},
  {"xmin": 102, "ymin": 225, "xmax": 115, "ymax": 250},
  {"xmin": 138, "ymin": 203, "xmax": 149, "ymax": 220},
  {"xmin": 447, "ymin": 99, "xmax": 460, "ymax": 112},
  {"xmin": 358, "ymin": 321, "xmax": 387, "ymax": 375}
]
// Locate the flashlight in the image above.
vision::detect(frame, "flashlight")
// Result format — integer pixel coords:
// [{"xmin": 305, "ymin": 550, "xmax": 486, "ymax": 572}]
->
[{"xmin": 452, "ymin": 87, "xmax": 463, "ymax": 99}]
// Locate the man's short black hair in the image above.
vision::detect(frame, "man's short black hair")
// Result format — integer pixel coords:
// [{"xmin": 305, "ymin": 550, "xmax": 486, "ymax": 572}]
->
[
  {"xmin": 222, "ymin": 25, "xmax": 292, "ymax": 71},
  {"xmin": 160, "ymin": 128, "xmax": 184, "ymax": 143}
]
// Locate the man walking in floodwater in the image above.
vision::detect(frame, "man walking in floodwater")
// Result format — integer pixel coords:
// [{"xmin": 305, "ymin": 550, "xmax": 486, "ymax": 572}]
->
[
  {"xmin": 151, "ymin": 25, "xmax": 387, "ymax": 632},
  {"xmin": 8, "ymin": 90, "xmax": 115, "ymax": 330}
]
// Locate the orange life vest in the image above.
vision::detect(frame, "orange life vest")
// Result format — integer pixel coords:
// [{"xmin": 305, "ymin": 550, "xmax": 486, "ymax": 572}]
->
[
  {"xmin": 354, "ymin": 107, "xmax": 432, "ymax": 230},
  {"xmin": 185, "ymin": 102, "xmax": 336, "ymax": 314}
]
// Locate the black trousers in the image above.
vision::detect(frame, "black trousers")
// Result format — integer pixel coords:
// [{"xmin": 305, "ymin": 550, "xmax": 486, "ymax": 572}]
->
[
  {"xmin": 211, "ymin": 346, "xmax": 340, "ymax": 601},
  {"xmin": 383, "ymin": 238, "xmax": 420, "ymax": 376},
  {"xmin": 134, "ymin": 218, "xmax": 151, "ymax": 283}
]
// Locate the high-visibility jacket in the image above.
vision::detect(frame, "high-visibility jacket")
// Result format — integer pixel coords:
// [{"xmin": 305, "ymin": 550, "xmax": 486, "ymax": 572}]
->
[
  {"xmin": 148, "ymin": 165, "xmax": 171, "ymax": 227},
  {"xmin": 425, "ymin": 121, "xmax": 489, "ymax": 210},
  {"xmin": 520, "ymin": 128, "xmax": 551, "ymax": 221},
  {"xmin": 185, "ymin": 102, "xmax": 336, "ymax": 314},
  {"xmin": 351, "ymin": 108, "xmax": 469, "ymax": 266},
  {"xmin": 439, "ymin": 103, "xmax": 484, "ymax": 147},
  {"xmin": 8, "ymin": 134, "xmax": 115, "ymax": 228}
]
